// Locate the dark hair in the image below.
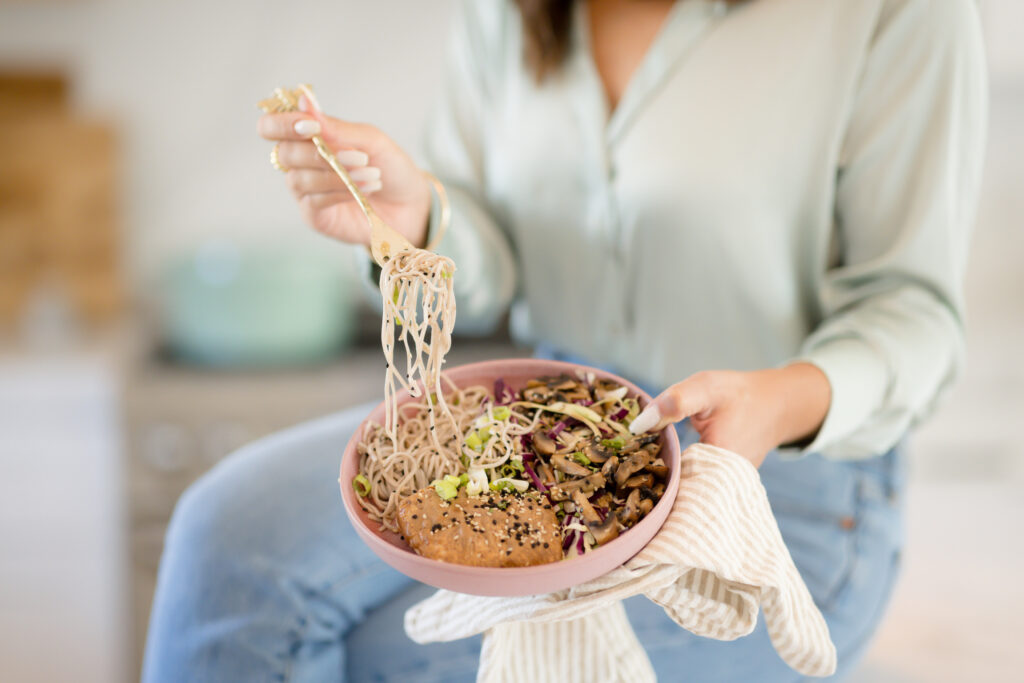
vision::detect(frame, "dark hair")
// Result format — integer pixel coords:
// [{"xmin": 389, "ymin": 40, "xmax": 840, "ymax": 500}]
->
[
  {"xmin": 514, "ymin": 0, "xmax": 744, "ymax": 81},
  {"xmin": 514, "ymin": 0, "xmax": 575, "ymax": 82}
]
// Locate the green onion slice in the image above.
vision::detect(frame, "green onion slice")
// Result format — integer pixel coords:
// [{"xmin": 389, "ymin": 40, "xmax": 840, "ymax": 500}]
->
[
  {"xmin": 352, "ymin": 474, "xmax": 371, "ymax": 497},
  {"xmin": 572, "ymin": 451, "xmax": 591, "ymax": 466}
]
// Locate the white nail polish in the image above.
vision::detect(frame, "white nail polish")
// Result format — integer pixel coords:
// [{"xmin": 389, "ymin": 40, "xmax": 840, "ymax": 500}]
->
[
  {"xmin": 294, "ymin": 119, "xmax": 320, "ymax": 136},
  {"xmin": 629, "ymin": 405, "xmax": 660, "ymax": 435},
  {"xmin": 359, "ymin": 179, "xmax": 383, "ymax": 194},
  {"xmin": 334, "ymin": 150, "xmax": 369, "ymax": 167},
  {"xmin": 348, "ymin": 166, "xmax": 381, "ymax": 182}
]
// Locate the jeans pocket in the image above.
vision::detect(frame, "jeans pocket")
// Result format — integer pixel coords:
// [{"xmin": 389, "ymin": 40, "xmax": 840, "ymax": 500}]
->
[{"xmin": 770, "ymin": 498, "xmax": 859, "ymax": 612}]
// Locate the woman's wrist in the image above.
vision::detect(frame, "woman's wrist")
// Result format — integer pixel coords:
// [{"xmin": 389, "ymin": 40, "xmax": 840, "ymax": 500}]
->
[
  {"xmin": 408, "ymin": 173, "xmax": 433, "ymax": 249},
  {"xmin": 774, "ymin": 362, "xmax": 832, "ymax": 447}
]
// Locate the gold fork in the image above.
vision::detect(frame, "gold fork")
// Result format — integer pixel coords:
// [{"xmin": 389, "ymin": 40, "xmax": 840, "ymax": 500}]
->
[{"xmin": 257, "ymin": 84, "xmax": 414, "ymax": 266}]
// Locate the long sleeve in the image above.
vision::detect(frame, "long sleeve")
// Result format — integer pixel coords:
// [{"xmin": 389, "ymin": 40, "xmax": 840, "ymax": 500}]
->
[
  {"xmin": 421, "ymin": 0, "xmax": 518, "ymax": 335},
  {"xmin": 798, "ymin": 0, "xmax": 987, "ymax": 458}
]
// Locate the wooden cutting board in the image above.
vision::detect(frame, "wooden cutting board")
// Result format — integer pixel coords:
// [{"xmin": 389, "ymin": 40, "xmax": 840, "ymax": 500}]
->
[{"xmin": 0, "ymin": 72, "xmax": 121, "ymax": 326}]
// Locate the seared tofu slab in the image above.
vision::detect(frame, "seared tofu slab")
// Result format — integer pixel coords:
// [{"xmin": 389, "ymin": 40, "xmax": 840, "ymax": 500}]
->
[{"xmin": 396, "ymin": 488, "xmax": 562, "ymax": 567}]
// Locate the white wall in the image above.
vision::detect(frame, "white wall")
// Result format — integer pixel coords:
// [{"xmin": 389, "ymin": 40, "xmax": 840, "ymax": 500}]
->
[{"xmin": 0, "ymin": 0, "xmax": 456, "ymax": 290}]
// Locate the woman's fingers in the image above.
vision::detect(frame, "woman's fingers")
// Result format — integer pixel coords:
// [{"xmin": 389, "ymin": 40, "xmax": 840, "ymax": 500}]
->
[
  {"xmin": 347, "ymin": 166, "xmax": 382, "ymax": 182},
  {"xmin": 258, "ymin": 112, "xmax": 381, "ymax": 151},
  {"xmin": 359, "ymin": 179, "xmax": 382, "ymax": 194},
  {"xmin": 302, "ymin": 191, "xmax": 349, "ymax": 210},
  {"xmin": 630, "ymin": 373, "xmax": 715, "ymax": 434},
  {"xmin": 287, "ymin": 167, "xmax": 381, "ymax": 195},
  {"xmin": 258, "ymin": 113, "xmax": 322, "ymax": 141},
  {"xmin": 294, "ymin": 177, "xmax": 383, "ymax": 208},
  {"xmin": 276, "ymin": 141, "xmax": 370, "ymax": 170}
]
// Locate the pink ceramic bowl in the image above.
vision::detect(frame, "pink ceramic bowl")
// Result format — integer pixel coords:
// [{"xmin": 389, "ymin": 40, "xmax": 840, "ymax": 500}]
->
[{"xmin": 339, "ymin": 358, "xmax": 680, "ymax": 597}]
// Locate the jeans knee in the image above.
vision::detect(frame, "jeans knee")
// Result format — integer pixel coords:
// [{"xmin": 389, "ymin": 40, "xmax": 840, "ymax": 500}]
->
[{"xmin": 163, "ymin": 467, "xmax": 240, "ymax": 569}]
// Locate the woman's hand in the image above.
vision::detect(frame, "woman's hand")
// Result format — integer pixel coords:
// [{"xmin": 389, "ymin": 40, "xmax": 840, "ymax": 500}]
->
[
  {"xmin": 630, "ymin": 363, "xmax": 832, "ymax": 467},
  {"xmin": 257, "ymin": 96, "xmax": 431, "ymax": 247}
]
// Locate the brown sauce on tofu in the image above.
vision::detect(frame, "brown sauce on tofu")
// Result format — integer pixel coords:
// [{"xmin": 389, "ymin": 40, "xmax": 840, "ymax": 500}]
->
[{"xmin": 396, "ymin": 487, "xmax": 562, "ymax": 567}]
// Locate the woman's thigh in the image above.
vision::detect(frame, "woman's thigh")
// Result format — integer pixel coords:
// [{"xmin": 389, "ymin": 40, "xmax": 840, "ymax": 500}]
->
[
  {"xmin": 143, "ymin": 403, "xmax": 416, "ymax": 683},
  {"xmin": 344, "ymin": 583, "xmax": 483, "ymax": 682}
]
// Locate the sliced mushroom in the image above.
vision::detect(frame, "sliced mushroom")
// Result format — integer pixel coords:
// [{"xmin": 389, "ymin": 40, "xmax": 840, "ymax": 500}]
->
[
  {"xmin": 556, "ymin": 388, "xmax": 591, "ymax": 404},
  {"xmin": 548, "ymin": 472, "xmax": 606, "ymax": 501},
  {"xmin": 600, "ymin": 454, "xmax": 619, "ymax": 481},
  {"xmin": 651, "ymin": 481, "xmax": 666, "ymax": 498},
  {"xmin": 614, "ymin": 451, "xmax": 656, "ymax": 489},
  {"xmin": 619, "ymin": 436, "xmax": 641, "ymax": 454},
  {"xmin": 559, "ymin": 429, "xmax": 590, "ymax": 451},
  {"xmin": 533, "ymin": 432, "xmax": 557, "ymax": 456},
  {"xmin": 642, "ymin": 442, "xmax": 662, "ymax": 457},
  {"xmin": 551, "ymin": 453, "xmax": 592, "ymax": 478},
  {"xmin": 523, "ymin": 385, "xmax": 554, "ymax": 403},
  {"xmin": 571, "ymin": 490, "xmax": 601, "ymax": 524},
  {"xmin": 592, "ymin": 378, "xmax": 622, "ymax": 401},
  {"xmin": 525, "ymin": 378, "xmax": 546, "ymax": 389},
  {"xmin": 547, "ymin": 374, "xmax": 578, "ymax": 391},
  {"xmin": 623, "ymin": 473, "xmax": 655, "ymax": 489},
  {"xmin": 637, "ymin": 434, "xmax": 659, "ymax": 446},
  {"xmin": 582, "ymin": 438, "xmax": 615, "ymax": 464},
  {"xmin": 571, "ymin": 491, "xmax": 620, "ymax": 546},
  {"xmin": 591, "ymin": 491, "xmax": 613, "ymax": 509},
  {"xmin": 637, "ymin": 497, "xmax": 654, "ymax": 516},
  {"xmin": 588, "ymin": 515, "xmax": 620, "ymax": 545},
  {"xmin": 617, "ymin": 488, "xmax": 643, "ymax": 527},
  {"xmin": 538, "ymin": 461, "xmax": 556, "ymax": 487},
  {"xmin": 647, "ymin": 462, "xmax": 669, "ymax": 479},
  {"xmin": 638, "ymin": 486, "xmax": 660, "ymax": 504}
]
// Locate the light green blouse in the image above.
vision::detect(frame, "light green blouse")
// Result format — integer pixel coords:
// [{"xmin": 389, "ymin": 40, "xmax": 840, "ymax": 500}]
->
[{"xmin": 370, "ymin": 0, "xmax": 986, "ymax": 459}]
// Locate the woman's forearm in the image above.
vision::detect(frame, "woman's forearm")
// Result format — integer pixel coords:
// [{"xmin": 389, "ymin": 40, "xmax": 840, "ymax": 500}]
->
[{"xmin": 774, "ymin": 362, "xmax": 832, "ymax": 447}]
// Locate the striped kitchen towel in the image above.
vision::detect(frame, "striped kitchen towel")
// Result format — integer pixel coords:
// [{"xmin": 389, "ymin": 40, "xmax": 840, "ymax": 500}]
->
[{"xmin": 404, "ymin": 443, "xmax": 838, "ymax": 681}]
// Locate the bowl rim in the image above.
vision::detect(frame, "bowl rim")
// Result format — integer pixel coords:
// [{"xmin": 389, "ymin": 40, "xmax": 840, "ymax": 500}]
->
[{"xmin": 339, "ymin": 358, "xmax": 681, "ymax": 585}]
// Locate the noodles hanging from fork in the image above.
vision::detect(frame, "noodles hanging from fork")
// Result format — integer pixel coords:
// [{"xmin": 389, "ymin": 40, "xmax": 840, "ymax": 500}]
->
[
  {"xmin": 379, "ymin": 248, "xmax": 458, "ymax": 448},
  {"xmin": 356, "ymin": 247, "xmax": 464, "ymax": 529}
]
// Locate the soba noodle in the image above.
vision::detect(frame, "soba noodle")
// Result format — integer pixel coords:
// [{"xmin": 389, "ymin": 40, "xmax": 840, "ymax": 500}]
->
[
  {"xmin": 379, "ymin": 248, "xmax": 457, "ymax": 447},
  {"xmin": 357, "ymin": 379, "xmax": 547, "ymax": 530},
  {"xmin": 356, "ymin": 247, "xmax": 468, "ymax": 530}
]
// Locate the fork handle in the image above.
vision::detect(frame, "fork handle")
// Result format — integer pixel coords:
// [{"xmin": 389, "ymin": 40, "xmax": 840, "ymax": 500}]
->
[{"xmin": 310, "ymin": 135, "xmax": 377, "ymax": 221}]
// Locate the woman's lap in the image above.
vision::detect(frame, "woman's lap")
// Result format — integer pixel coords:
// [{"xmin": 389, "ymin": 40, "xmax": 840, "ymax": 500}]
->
[
  {"xmin": 144, "ymin": 403, "xmax": 902, "ymax": 682},
  {"xmin": 142, "ymin": 404, "xmax": 412, "ymax": 682}
]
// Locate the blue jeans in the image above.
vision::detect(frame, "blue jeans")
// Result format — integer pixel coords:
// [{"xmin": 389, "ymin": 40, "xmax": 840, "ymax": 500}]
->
[{"xmin": 143, "ymin": 360, "xmax": 903, "ymax": 682}]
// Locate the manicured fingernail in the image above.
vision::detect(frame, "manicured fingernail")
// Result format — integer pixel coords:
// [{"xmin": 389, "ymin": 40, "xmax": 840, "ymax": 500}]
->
[
  {"xmin": 630, "ymin": 405, "xmax": 660, "ymax": 434},
  {"xmin": 298, "ymin": 95, "xmax": 310, "ymax": 113},
  {"xmin": 348, "ymin": 166, "xmax": 381, "ymax": 182},
  {"xmin": 334, "ymin": 150, "xmax": 369, "ymax": 167},
  {"xmin": 358, "ymin": 179, "xmax": 382, "ymax": 194},
  {"xmin": 294, "ymin": 119, "xmax": 320, "ymax": 137}
]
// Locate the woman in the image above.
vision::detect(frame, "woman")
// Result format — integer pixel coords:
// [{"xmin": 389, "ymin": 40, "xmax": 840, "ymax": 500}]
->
[{"xmin": 144, "ymin": 0, "xmax": 986, "ymax": 680}]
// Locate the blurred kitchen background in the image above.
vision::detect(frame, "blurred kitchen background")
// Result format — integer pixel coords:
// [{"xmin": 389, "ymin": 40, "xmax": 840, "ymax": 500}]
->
[{"xmin": 0, "ymin": 1, "xmax": 1021, "ymax": 681}]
